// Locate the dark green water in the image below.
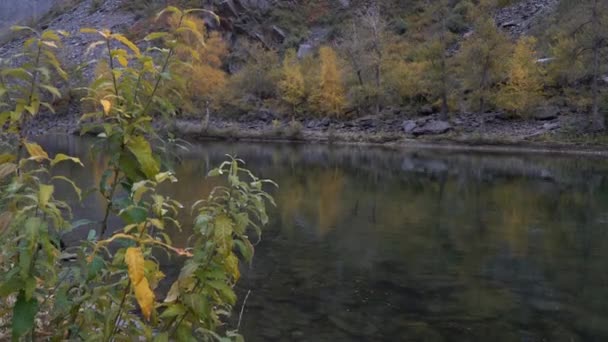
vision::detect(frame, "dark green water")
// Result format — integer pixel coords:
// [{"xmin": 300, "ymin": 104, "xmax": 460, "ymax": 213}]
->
[{"xmin": 40, "ymin": 135, "xmax": 608, "ymax": 341}]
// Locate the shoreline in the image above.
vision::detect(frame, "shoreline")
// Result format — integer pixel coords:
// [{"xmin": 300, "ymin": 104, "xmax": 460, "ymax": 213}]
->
[
  {"xmin": 176, "ymin": 125, "xmax": 608, "ymax": 158},
  {"xmin": 19, "ymin": 111, "xmax": 608, "ymax": 158}
]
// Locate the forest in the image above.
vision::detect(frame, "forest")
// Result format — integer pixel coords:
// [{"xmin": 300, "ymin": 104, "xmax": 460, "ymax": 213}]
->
[{"xmin": 1, "ymin": 0, "xmax": 608, "ymax": 341}]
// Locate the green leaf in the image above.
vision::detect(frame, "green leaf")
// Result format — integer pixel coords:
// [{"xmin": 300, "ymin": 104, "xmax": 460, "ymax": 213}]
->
[
  {"xmin": 87, "ymin": 255, "xmax": 105, "ymax": 280},
  {"xmin": 154, "ymin": 332, "xmax": 169, "ymax": 342},
  {"xmin": 0, "ymin": 269, "xmax": 22, "ymax": 296},
  {"xmin": 183, "ymin": 294, "xmax": 208, "ymax": 317},
  {"xmin": 144, "ymin": 32, "xmax": 169, "ymax": 41},
  {"xmin": 235, "ymin": 239, "xmax": 254, "ymax": 263},
  {"xmin": 159, "ymin": 303, "xmax": 186, "ymax": 319},
  {"xmin": 126, "ymin": 136, "xmax": 160, "ymax": 179},
  {"xmin": 207, "ymin": 280, "xmax": 236, "ymax": 305},
  {"xmin": 0, "ymin": 163, "xmax": 17, "ymax": 180},
  {"xmin": 40, "ymin": 84, "xmax": 61, "ymax": 99},
  {"xmin": 12, "ymin": 291, "xmax": 38, "ymax": 340},
  {"xmin": 119, "ymin": 206, "xmax": 148, "ymax": 224}
]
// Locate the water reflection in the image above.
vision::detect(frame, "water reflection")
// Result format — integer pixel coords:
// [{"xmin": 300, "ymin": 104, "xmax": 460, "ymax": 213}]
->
[{"xmin": 38, "ymin": 135, "xmax": 608, "ymax": 341}]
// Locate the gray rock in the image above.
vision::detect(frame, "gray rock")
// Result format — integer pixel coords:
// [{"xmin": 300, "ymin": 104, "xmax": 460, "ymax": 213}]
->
[
  {"xmin": 543, "ymin": 122, "xmax": 559, "ymax": 130},
  {"xmin": 0, "ymin": 0, "xmax": 55, "ymax": 33},
  {"xmin": 412, "ymin": 120, "xmax": 452, "ymax": 135},
  {"xmin": 534, "ymin": 111, "xmax": 558, "ymax": 121},
  {"xmin": 418, "ymin": 105, "xmax": 434, "ymax": 116},
  {"xmin": 402, "ymin": 120, "xmax": 417, "ymax": 134},
  {"xmin": 297, "ymin": 44, "xmax": 314, "ymax": 59},
  {"xmin": 271, "ymin": 25, "xmax": 286, "ymax": 43}
]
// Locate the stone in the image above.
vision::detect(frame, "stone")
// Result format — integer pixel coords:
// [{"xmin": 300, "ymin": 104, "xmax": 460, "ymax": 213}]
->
[
  {"xmin": 418, "ymin": 105, "xmax": 434, "ymax": 116},
  {"xmin": 271, "ymin": 25, "xmax": 286, "ymax": 43},
  {"xmin": 402, "ymin": 120, "xmax": 417, "ymax": 134},
  {"xmin": 412, "ymin": 120, "xmax": 452, "ymax": 135},
  {"xmin": 543, "ymin": 122, "xmax": 559, "ymax": 130},
  {"xmin": 501, "ymin": 20, "xmax": 518, "ymax": 28},
  {"xmin": 218, "ymin": 0, "xmax": 240, "ymax": 18},
  {"xmin": 534, "ymin": 110, "xmax": 558, "ymax": 121},
  {"xmin": 297, "ymin": 44, "xmax": 314, "ymax": 59}
]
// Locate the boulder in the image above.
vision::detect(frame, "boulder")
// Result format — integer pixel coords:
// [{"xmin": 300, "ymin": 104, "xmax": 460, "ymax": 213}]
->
[
  {"xmin": 297, "ymin": 44, "xmax": 314, "ymax": 59},
  {"xmin": 218, "ymin": 0, "xmax": 240, "ymax": 18},
  {"xmin": 543, "ymin": 122, "xmax": 559, "ymax": 130},
  {"xmin": 534, "ymin": 109, "xmax": 558, "ymax": 121},
  {"xmin": 412, "ymin": 120, "xmax": 452, "ymax": 135},
  {"xmin": 271, "ymin": 25, "xmax": 286, "ymax": 43},
  {"xmin": 418, "ymin": 105, "xmax": 434, "ymax": 116},
  {"xmin": 402, "ymin": 120, "xmax": 417, "ymax": 134}
]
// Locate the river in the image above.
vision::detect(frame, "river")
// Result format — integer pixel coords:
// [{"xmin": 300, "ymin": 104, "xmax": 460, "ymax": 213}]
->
[{"xmin": 39, "ymin": 134, "xmax": 608, "ymax": 341}]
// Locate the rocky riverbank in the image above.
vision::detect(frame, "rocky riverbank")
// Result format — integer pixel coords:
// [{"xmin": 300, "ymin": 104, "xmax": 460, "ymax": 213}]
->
[{"xmin": 21, "ymin": 105, "xmax": 608, "ymax": 157}]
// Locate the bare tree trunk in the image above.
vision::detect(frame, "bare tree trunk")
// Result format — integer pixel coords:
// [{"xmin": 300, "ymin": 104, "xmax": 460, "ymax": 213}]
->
[
  {"xmin": 203, "ymin": 101, "xmax": 210, "ymax": 131},
  {"xmin": 591, "ymin": 0, "xmax": 605, "ymax": 130},
  {"xmin": 439, "ymin": 14, "xmax": 449, "ymax": 120},
  {"xmin": 478, "ymin": 55, "xmax": 491, "ymax": 116}
]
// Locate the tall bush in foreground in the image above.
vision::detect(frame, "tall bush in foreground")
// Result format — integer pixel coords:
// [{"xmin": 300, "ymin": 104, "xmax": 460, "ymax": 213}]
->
[{"xmin": 0, "ymin": 6, "xmax": 275, "ymax": 341}]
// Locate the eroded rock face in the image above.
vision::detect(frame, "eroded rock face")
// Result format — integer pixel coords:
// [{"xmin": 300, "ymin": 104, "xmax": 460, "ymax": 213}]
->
[
  {"xmin": 494, "ymin": 0, "xmax": 559, "ymax": 37},
  {"xmin": 0, "ymin": 0, "xmax": 56, "ymax": 32}
]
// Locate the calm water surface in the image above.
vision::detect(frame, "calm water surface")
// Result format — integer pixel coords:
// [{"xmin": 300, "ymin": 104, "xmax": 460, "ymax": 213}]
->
[{"xmin": 39, "ymin": 135, "xmax": 608, "ymax": 341}]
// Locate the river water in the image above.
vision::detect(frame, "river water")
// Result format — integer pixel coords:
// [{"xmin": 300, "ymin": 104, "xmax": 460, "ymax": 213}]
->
[{"xmin": 39, "ymin": 135, "xmax": 608, "ymax": 341}]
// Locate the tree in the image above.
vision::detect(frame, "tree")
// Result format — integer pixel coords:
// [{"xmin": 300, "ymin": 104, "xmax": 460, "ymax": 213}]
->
[
  {"xmin": 341, "ymin": 2, "xmax": 388, "ymax": 114},
  {"xmin": 310, "ymin": 46, "xmax": 347, "ymax": 117},
  {"xmin": 169, "ymin": 15, "xmax": 228, "ymax": 128},
  {"xmin": 552, "ymin": 0, "xmax": 608, "ymax": 130},
  {"xmin": 497, "ymin": 36, "xmax": 544, "ymax": 117},
  {"xmin": 278, "ymin": 48, "xmax": 305, "ymax": 112},
  {"xmin": 421, "ymin": 0, "xmax": 459, "ymax": 118},
  {"xmin": 458, "ymin": 15, "xmax": 512, "ymax": 114}
]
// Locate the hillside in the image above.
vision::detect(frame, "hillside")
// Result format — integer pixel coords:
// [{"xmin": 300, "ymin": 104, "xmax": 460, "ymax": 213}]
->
[{"xmin": 2, "ymin": 0, "xmax": 608, "ymax": 148}]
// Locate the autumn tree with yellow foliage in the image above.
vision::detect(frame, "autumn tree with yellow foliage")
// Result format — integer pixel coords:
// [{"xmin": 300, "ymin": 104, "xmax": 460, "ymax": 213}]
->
[
  {"xmin": 497, "ymin": 36, "xmax": 544, "ymax": 117},
  {"xmin": 310, "ymin": 46, "xmax": 347, "ymax": 117},
  {"xmin": 278, "ymin": 48, "xmax": 306, "ymax": 112},
  {"xmin": 170, "ymin": 14, "xmax": 228, "ymax": 128}
]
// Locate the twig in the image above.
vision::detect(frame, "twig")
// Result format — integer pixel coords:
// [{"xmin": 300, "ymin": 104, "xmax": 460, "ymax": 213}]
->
[{"xmin": 236, "ymin": 290, "xmax": 251, "ymax": 331}]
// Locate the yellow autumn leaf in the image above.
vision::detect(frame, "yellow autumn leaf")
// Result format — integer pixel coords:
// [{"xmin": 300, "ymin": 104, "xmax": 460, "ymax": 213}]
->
[
  {"xmin": 134, "ymin": 278, "xmax": 155, "ymax": 320},
  {"xmin": 125, "ymin": 247, "xmax": 145, "ymax": 283},
  {"xmin": 38, "ymin": 184, "xmax": 54, "ymax": 208},
  {"xmin": 125, "ymin": 247, "xmax": 155, "ymax": 320},
  {"xmin": 24, "ymin": 141, "xmax": 49, "ymax": 162},
  {"xmin": 100, "ymin": 99, "xmax": 112, "ymax": 115},
  {"xmin": 225, "ymin": 253, "xmax": 240, "ymax": 281}
]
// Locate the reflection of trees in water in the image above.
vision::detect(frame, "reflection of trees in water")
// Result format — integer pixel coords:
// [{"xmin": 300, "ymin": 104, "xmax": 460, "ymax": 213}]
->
[{"xmin": 35, "ymin": 136, "xmax": 608, "ymax": 340}]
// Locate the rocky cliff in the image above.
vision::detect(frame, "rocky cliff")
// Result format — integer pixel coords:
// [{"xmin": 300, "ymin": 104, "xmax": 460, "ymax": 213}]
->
[{"xmin": 0, "ymin": 0, "xmax": 57, "ymax": 31}]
